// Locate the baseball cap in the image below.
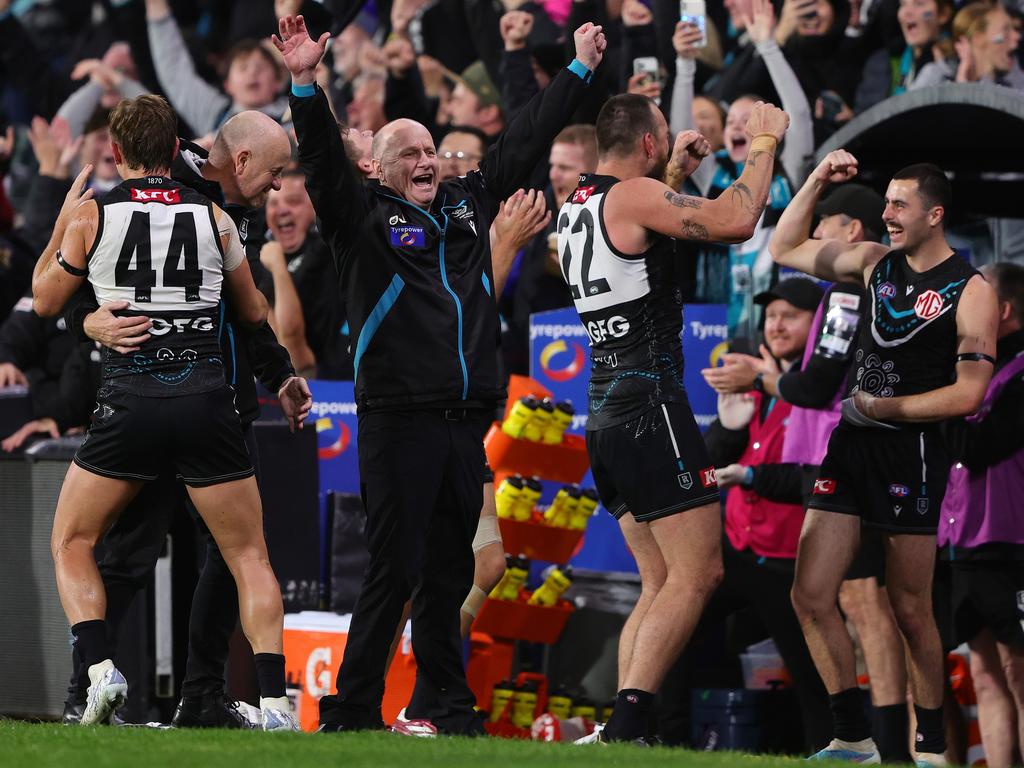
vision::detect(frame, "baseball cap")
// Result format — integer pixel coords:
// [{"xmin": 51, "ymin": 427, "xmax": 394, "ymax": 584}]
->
[
  {"xmin": 458, "ymin": 61, "xmax": 502, "ymax": 110},
  {"xmin": 753, "ymin": 276, "xmax": 824, "ymax": 312},
  {"xmin": 814, "ymin": 184, "xmax": 885, "ymax": 233}
]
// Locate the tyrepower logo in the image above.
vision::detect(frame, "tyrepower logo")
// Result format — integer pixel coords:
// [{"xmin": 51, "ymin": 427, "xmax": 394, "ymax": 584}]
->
[
  {"xmin": 813, "ymin": 478, "xmax": 837, "ymax": 495},
  {"xmin": 539, "ymin": 339, "xmax": 586, "ymax": 382},
  {"xmin": 131, "ymin": 188, "xmax": 180, "ymax": 204},
  {"xmin": 700, "ymin": 467, "xmax": 718, "ymax": 488},
  {"xmin": 914, "ymin": 290, "xmax": 944, "ymax": 321},
  {"xmin": 571, "ymin": 186, "xmax": 596, "ymax": 204}
]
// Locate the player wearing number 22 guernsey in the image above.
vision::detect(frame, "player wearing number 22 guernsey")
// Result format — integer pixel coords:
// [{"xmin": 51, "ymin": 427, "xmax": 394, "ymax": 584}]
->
[{"xmin": 556, "ymin": 93, "xmax": 790, "ymax": 744}]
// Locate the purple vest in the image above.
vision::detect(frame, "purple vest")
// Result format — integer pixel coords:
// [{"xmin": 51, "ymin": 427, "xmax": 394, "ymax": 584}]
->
[
  {"xmin": 781, "ymin": 299, "xmax": 843, "ymax": 466},
  {"xmin": 939, "ymin": 351, "xmax": 1024, "ymax": 549}
]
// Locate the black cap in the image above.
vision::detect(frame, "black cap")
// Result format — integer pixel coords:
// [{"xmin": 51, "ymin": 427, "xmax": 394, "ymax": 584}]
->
[
  {"xmin": 754, "ymin": 276, "xmax": 824, "ymax": 312},
  {"xmin": 814, "ymin": 184, "xmax": 885, "ymax": 234}
]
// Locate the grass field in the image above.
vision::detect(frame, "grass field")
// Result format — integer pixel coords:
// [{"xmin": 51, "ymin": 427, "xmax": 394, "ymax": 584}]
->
[{"xmin": 0, "ymin": 720, "xmax": 824, "ymax": 768}]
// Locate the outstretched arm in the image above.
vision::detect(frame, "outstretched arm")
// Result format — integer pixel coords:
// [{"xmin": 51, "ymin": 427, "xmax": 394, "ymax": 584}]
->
[
  {"xmin": 855, "ymin": 275, "xmax": 998, "ymax": 423},
  {"xmin": 769, "ymin": 150, "xmax": 889, "ymax": 283}
]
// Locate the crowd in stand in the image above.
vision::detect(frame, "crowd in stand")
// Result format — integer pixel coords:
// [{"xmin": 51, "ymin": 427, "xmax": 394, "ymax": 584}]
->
[{"xmin": 2, "ymin": 0, "xmax": 1024, "ymax": 761}]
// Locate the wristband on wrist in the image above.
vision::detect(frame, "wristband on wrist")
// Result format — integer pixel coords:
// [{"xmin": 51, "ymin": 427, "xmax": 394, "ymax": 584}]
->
[
  {"xmin": 291, "ymin": 81, "xmax": 316, "ymax": 98},
  {"xmin": 752, "ymin": 372, "xmax": 765, "ymax": 393},
  {"xmin": 749, "ymin": 135, "xmax": 778, "ymax": 154},
  {"xmin": 742, "ymin": 466, "xmax": 755, "ymax": 487},
  {"xmin": 567, "ymin": 58, "xmax": 593, "ymax": 84}
]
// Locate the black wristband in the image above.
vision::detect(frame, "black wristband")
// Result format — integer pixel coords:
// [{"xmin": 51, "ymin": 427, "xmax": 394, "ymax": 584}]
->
[
  {"xmin": 752, "ymin": 373, "xmax": 766, "ymax": 393},
  {"xmin": 56, "ymin": 250, "xmax": 88, "ymax": 277},
  {"xmin": 957, "ymin": 352, "xmax": 995, "ymax": 365}
]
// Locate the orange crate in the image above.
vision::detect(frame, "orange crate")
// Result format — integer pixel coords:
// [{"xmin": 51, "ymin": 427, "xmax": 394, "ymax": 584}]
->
[
  {"xmin": 484, "ymin": 423, "xmax": 590, "ymax": 485},
  {"xmin": 498, "ymin": 517, "xmax": 584, "ymax": 562},
  {"xmin": 474, "ymin": 597, "xmax": 573, "ymax": 644}
]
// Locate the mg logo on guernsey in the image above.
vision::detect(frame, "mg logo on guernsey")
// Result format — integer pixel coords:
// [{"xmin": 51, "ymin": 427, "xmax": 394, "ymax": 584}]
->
[
  {"xmin": 914, "ymin": 290, "xmax": 944, "ymax": 321},
  {"xmin": 540, "ymin": 339, "xmax": 586, "ymax": 382},
  {"xmin": 131, "ymin": 187, "xmax": 180, "ymax": 204}
]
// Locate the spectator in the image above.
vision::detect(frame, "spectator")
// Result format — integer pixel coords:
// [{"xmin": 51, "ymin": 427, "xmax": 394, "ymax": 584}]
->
[
  {"xmin": 914, "ymin": 1, "xmax": 1024, "ymax": 88},
  {"xmin": 57, "ymin": 43, "xmax": 149, "ymax": 139},
  {"xmin": 145, "ymin": 0, "xmax": 289, "ymax": 138},
  {"xmin": 855, "ymin": 0, "xmax": 955, "ymax": 111},
  {"xmin": 940, "ymin": 261, "xmax": 1024, "ymax": 768},
  {"xmin": 263, "ymin": 170, "xmax": 352, "ymax": 379},
  {"xmin": 698, "ymin": 276, "xmax": 833, "ymax": 752},
  {"xmin": 438, "ymin": 126, "xmax": 489, "ymax": 181},
  {"xmin": 448, "ymin": 62, "xmax": 506, "ymax": 142}
]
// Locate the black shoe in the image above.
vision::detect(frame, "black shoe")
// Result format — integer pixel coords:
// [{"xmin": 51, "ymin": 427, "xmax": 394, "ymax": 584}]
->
[
  {"xmin": 62, "ymin": 700, "xmax": 125, "ymax": 726},
  {"xmin": 316, "ymin": 719, "xmax": 385, "ymax": 733},
  {"xmin": 171, "ymin": 695, "xmax": 255, "ymax": 729}
]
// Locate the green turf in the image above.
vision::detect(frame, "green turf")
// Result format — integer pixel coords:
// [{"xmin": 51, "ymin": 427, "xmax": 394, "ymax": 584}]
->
[{"xmin": 0, "ymin": 720, "xmax": 818, "ymax": 768}]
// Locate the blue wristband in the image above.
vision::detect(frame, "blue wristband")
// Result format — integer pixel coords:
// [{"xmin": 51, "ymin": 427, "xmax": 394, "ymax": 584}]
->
[
  {"xmin": 567, "ymin": 58, "xmax": 593, "ymax": 84},
  {"xmin": 291, "ymin": 82, "xmax": 316, "ymax": 98},
  {"xmin": 742, "ymin": 466, "xmax": 754, "ymax": 487}
]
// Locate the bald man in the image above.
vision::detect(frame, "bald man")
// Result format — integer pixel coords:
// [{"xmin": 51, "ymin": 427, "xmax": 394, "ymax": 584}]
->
[
  {"xmin": 59, "ymin": 110, "xmax": 312, "ymax": 729},
  {"xmin": 277, "ymin": 14, "xmax": 605, "ymax": 734}
]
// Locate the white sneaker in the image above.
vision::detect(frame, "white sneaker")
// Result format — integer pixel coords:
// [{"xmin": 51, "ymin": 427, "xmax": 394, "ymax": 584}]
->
[
  {"xmin": 260, "ymin": 696, "xmax": 299, "ymax": 732},
  {"xmin": 915, "ymin": 753, "xmax": 948, "ymax": 767},
  {"xmin": 807, "ymin": 738, "xmax": 882, "ymax": 763},
  {"xmin": 574, "ymin": 723, "xmax": 606, "ymax": 745},
  {"xmin": 390, "ymin": 708, "xmax": 438, "ymax": 738},
  {"xmin": 81, "ymin": 660, "xmax": 128, "ymax": 726},
  {"xmin": 235, "ymin": 700, "xmax": 264, "ymax": 728}
]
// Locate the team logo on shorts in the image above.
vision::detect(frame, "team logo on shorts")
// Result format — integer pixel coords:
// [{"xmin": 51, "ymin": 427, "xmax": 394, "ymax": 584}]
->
[
  {"xmin": 876, "ymin": 282, "xmax": 896, "ymax": 299},
  {"xmin": 889, "ymin": 484, "xmax": 909, "ymax": 498},
  {"xmin": 813, "ymin": 478, "xmax": 836, "ymax": 495},
  {"xmin": 700, "ymin": 467, "xmax": 717, "ymax": 488},
  {"xmin": 678, "ymin": 472, "xmax": 693, "ymax": 490},
  {"xmin": 914, "ymin": 290, "xmax": 944, "ymax": 321},
  {"xmin": 916, "ymin": 498, "xmax": 930, "ymax": 515}
]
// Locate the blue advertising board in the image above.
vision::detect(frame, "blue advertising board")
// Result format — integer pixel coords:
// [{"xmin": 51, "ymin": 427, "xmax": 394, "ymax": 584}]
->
[{"xmin": 528, "ymin": 305, "xmax": 728, "ymax": 573}]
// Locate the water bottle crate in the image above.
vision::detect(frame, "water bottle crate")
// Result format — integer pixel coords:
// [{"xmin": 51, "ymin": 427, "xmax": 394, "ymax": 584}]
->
[
  {"xmin": 497, "ymin": 517, "xmax": 584, "ymax": 562},
  {"xmin": 474, "ymin": 597, "xmax": 573, "ymax": 644},
  {"xmin": 484, "ymin": 422, "xmax": 590, "ymax": 485}
]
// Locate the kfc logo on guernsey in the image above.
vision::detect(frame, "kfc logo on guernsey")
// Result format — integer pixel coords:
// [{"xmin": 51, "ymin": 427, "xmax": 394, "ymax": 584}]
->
[
  {"xmin": 700, "ymin": 467, "xmax": 718, "ymax": 488},
  {"xmin": 813, "ymin": 478, "xmax": 837, "ymax": 495},
  {"xmin": 914, "ymin": 290, "xmax": 944, "ymax": 321},
  {"xmin": 131, "ymin": 187, "xmax": 181, "ymax": 204},
  {"xmin": 571, "ymin": 186, "xmax": 596, "ymax": 204}
]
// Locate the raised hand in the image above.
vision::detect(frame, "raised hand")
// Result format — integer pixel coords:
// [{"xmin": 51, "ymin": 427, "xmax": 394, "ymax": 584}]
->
[
  {"xmin": 573, "ymin": 22, "xmax": 607, "ymax": 71},
  {"xmin": 500, "ymin": 10, "xmax": 534, "ymax": 51},
  {"xmin": 383, "ymin": 36, "xmax": 416, "ymax": 77},
  {"xmin": 27, "ymin": 116, "xmax": 82, "ymax": 179},
  {"xmin": 621, "ymin": 0, "xmax": 653, "ymax": 27},
  {"xmin": 627, "ymin": 71, "xmax": 662, "ymax": 100},
  {"xmin": 667, "ymin": 129, "xmax": 711, "ymax": 180},
  {"xmin": 673, "ymin": 20, "xmax": 704, "ymax": 59},
  {"xmin": 272, "ymin": 15, "xmax": 330, "ymax": 84},
  {"xmin": 744, "ymin": 101, "xmax": 790, "ymax": 143},
  {"xmin": 812, "ymin": 149, "xmax": 858, "ymax": 185},
  {"xmin": 717, "ymin": 392, "xmax": 756, "ymax": 430},
  {"xmin": 739, "ymin": 0, "xmax": 777, "ymax": 45}
]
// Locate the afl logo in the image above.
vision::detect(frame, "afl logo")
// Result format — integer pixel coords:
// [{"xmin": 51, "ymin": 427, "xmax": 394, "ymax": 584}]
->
[
  {"xmin": 540, "ymin": 339, "xmax": 586, "ymax": 382},
  {"xmin": 316, "ymin": 418, "xmax": 352, "ymax": 460},
  {"xmin": 914, "ymin": 290, "xmax": 944, "ymax": 321},
  {"xmin": 876, "ymin": 282, "xmax": 896, "ymax": 299}
]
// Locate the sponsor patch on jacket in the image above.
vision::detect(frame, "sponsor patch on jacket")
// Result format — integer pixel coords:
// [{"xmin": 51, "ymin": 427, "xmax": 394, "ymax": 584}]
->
[
  {"xmin": 571, "ymin": 186, "xmax": 596, "ymax": 204},
  {"xmin": 876, "ymin": 282, "xmax": 896, "ymax": 299},
  {"xmin": 889, "ymin": 483, "xmax": 909, "ymax": 498},
  {"xmin": 813, "ymin": 478, "xmax": 836, "ymax": 495},
  {"xmin": 390, "ymin": 226, "xmax": 425, "ymax": 247}
]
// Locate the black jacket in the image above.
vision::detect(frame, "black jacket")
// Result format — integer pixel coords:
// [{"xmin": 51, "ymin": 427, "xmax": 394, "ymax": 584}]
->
[
  {"xmin": 291, "ymin": 66, "xmax": 590, "ymax": 411},
  {"xmin": 0, "ymin": 297, "xmax": 77, "ymax": 420},
  {"xmin": 64, "ymin": 141, "xmax": 294, "ymax": 426}
]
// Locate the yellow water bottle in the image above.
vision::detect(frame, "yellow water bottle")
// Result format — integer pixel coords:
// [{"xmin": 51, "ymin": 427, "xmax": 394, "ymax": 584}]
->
[
  {"xmin": 489, "ymin": 679, "xmax": 515, "ymax": 722},
  {"xmin": 511, "ymin": 681, "xmax": 539, "ymax": 729},
  {"xmin": 521, "ymin": 398, "xmax": 554, "ymax": 442},
  {"xmin": 513, "ymin": 476, "xmax": 542, "ymax": 521},
  {"xmin": 501, "ymin": 396, "xmax": 538, "ymax": 438},
  {"xmin": 569, "ymin": 488, "xmax": 599, "ymax": 530},
  {"xmin": 571, "ymin": 698, "xmax": 596, "ymax": 721},
  {"xmin": 543, "ymin": 485, "xmax": 578, "ymax": 528},
  {"xmin": 541, "ymin": 400, "xmax": 574, "ymax": 444},
  {"xmin": 495, "ymin": 475, "xmax": 525, "ymax": 519},
  {"xmin": 488, "ymin": 556, "xmax": 515, "ymax": 599},
  {"xmin": 548, "ymin": 688, "xmax": 574, "ymax": 720},
  {"xmin": 527, "ymin": 565, "xmax": 573, "ymax": 606},
  {"xmin": 491, "ymin": 555, "xmax": 530, "ymax": 601}
]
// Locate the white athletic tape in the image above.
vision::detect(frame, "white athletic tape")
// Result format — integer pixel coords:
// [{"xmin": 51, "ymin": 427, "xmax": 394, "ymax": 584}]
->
[
  {"xmin": 472, "ymin": 514, "xmax": 502, "ymax": 553},
  {"xmin": 462, "ymin": 585, "xmax": 488, "ymax": 618}
]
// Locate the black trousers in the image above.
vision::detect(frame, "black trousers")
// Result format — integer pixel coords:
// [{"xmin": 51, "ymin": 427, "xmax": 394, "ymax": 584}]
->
[
  {"xmin": 318, "ymin": 408, "xmax": 488, "ymax": 734},
  {"xmin": 657, "ymin": 537, "xmax": 832, "ymax": 753},
  {"xmin": 66, "ymin": 427, "xmax": 256, "ymax": 703}
]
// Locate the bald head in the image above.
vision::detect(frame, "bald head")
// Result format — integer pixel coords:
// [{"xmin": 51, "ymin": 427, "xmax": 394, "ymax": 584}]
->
[
  {"xmin": 209, "ymin": 110, "xmax": 291, "ymax": 207},
  {"xmin": 372, "ymin": 119, "xmax": 440, "ymax": 208}
]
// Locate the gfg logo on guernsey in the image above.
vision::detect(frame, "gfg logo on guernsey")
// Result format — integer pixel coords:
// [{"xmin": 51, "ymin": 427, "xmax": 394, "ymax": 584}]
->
[
  {"xmin": 586, "ymin": 315, "xmax": 629, "ymax": 344},
  {"xmin": 540, "ymin": 339, "xmax": 586, "ymax": 382}
]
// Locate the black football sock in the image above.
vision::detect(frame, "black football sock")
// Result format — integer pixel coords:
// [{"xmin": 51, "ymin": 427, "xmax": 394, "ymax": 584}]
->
[
  {"xmin": 913, "ymin": 704, "xmax": 946, "ymax": 755},
  {"xmin": 873, "ymin": 703, "xmax": 911, "ymax": 762},
  {"xmin": 830, "ymin": 687, "xmax": 871, "ymax": 743},
  {"xmin": 602, "ymin": 688, "xmax": 654, "ymax": 742},
  {"xmin": 71, "ymin": 620, "xmax": 110, "ymax": 669},
  {"xmin": 253, "ymin": 653, "xmax": 286, "ymax": 699}
]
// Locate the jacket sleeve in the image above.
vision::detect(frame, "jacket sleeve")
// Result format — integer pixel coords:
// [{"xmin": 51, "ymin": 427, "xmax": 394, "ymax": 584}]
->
[
  {"xmin": 948, "ymin": 375, "xmax": 1024, "ymax": 471},
  {"xmin": 21, "ymin": 175, "xmax": 73, "ymax": 254},
  {"xmin": 749, "ymin": 463, "xmax": 804, "ymax": 505},
  {"xmin": 62, "ymin": 284, "xmax": 100, "ymax": 344},
  {"xmin": 0, "ymin": 303, "xmax": 48, "ymax": 370},
  {"xmin": 500, "ymin": 49, "xmax": 541, "ymax": 123},
  {"xmin": 241, "ymin": 254, "xmax": 296, "ymax": 393},
  {"xmin": 703, "ymin": 418, "xmax": 749, "ymax": 468},
  {"xmin": 474, "ymin": 66, "xmax": 590, "ymax": 218},
  {"xmin": 777, "ymin": 353, "xmax": 850, "ymax": 409},
  {"xmin": 384, "ymin": 67, "xmax": 437, "ymax": 134},
  {"xmin": 50, "ymin": 342, "xmax": 100, "ymax": 433},
  {"xmin": 290, "ymin": 84, "xmax": 368, "ymax": 276}
]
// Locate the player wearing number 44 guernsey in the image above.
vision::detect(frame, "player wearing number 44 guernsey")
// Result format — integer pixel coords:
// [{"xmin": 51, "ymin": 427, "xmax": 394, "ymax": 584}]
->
[
  {"xmin": 558, "ymin": 93, "xmax": 791, "ymax": 744},
  {"xmin": 31, "ymin": 95, "xmax": 298, "ymax": 731},
  {"xmin": 770, "ymin": 153, "xmax": 998, "ymax": 766}
]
